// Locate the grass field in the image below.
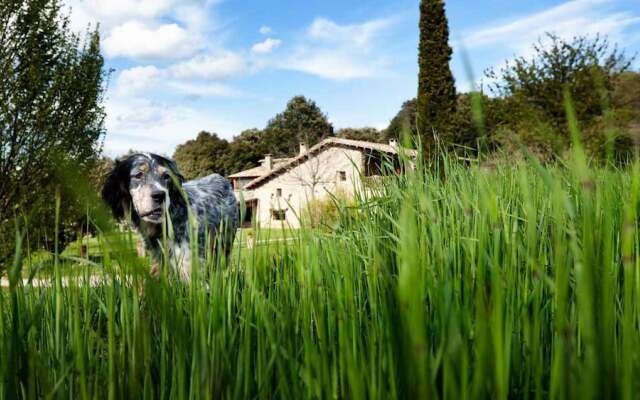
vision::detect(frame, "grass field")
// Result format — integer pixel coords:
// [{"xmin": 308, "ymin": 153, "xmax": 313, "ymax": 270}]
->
[{"xmin": 1, "ymin": 148, "xmax": 640, "ymax": 399}]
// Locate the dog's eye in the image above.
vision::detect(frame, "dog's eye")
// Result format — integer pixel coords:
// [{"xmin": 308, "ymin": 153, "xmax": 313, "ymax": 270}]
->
[
  {"xmin": 131, "ymin": 172, "xmax": 143, "ymax": 180},
  {"xmin": 162, "ymin": 173, "xmax": 171, "ymax": 181}
]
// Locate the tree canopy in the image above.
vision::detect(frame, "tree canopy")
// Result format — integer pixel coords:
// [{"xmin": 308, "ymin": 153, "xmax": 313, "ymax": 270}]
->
[
  {"xmin": 386, "ymin": 33, "xmax": 638, "ymax": 161},
  {"xmin": 224, "ymin": 129, "xmax": 269, "ymax": 174},
  {"xmin": 173, "ymin": 96, "xmax": 334, "ymax": 178},
  {"xmin": 173, "ymin": 131, "xmax": 230, "ymax": 180},
  {"xmin": 0, "ymin": 0, "xmax": 106, "ymax": 258},
  {"xmin": 336, "ymin": 127, "xmax": 383, "ymax": 143},
  {"xmin": 384, "ymin": 99, "xmax": 417, "ymax": 142},
  {"xmin": 487, "ymin": 34, "xmax": 632, "ymax": 133},
  {"xmin": 485, "ymin": 34, "xmax": 635, "ymax": 159},
  {"xmin": 416, "ymin": 0, "xmax": 456, "ymax": 150},
  {"xmin": 261, "ymin": 96, "xmax": 334, "ymax": 157}
]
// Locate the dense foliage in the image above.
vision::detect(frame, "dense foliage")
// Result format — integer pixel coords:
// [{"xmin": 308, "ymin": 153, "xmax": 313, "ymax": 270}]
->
[
  {"xmin": 173, "ymin": 96, "xmax": 333, "ymax": 179},
  {"xmin": 384, "ymin": 98, "xmax": 417, "ymax": 141},
  {"xmin": 223, "ymin": 128, "xmax": 269, "ymax": 174},
  {"xmin": 389, "ymin": 34, "xmax": 639, "ymax": 160},
  {"xmin": 173, "ymin": 131, "xmax": 231, "ymax": 180},
  {"xmin": 416, "ymin": 0, "xmax": 456, "ymax": 150},
  {"xmin": 260, "ymin": 95, "xmax": 334, "ymax": 157},
  {"xmin": 335, "ymin": 127, "xmax": 383, "ymax": 142},
  {"xmin": 485, "ymin": 34, "xmax": 635, "ymax": 159},
  {"xmin": 0, "ymin": 0, "xmax": 106, "ymax": 262}
]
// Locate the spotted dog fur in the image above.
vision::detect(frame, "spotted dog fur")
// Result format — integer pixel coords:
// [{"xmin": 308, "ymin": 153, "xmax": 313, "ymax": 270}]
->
[{"xmin": 102, "ymin": 153, "xmax": 238, "ymax": 280}]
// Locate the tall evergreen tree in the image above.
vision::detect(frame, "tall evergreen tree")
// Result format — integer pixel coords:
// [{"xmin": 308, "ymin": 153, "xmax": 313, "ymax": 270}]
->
[{"xmin": 416, "ymin": 0, "xmax": 456, "ymax": 151}]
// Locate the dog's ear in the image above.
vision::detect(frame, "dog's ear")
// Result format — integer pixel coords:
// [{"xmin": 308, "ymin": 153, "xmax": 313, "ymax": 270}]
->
[
  {"xmin": 165, "ymin": 159, "xmax": 187, "ymax": 208},
  {"xmin": 101, "ymin": 159, "xmax": 132, "ymax": 220},
  {"xmin": 164, "ymin": 157, "xmax": 185, "ymax": 184}
]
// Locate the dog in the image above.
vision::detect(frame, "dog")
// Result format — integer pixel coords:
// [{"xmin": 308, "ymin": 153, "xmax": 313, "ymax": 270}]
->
[{"xmin": 101, "ymin": 153, "xmax": 238, "ymax": 280}]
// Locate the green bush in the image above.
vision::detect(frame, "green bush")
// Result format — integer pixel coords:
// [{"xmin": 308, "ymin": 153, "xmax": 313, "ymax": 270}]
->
[{"xmin": 300, "ymin": 190, "xmax": 353, "ymax": 230}]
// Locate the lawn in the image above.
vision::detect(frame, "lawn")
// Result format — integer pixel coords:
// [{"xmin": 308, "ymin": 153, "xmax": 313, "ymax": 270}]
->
[
  {"xmin": 1, "ymin": 152, "xmax": 640, "ymax": 399},
  {"xmin": 6, "ymin": 228, "xmax": 297, "ymax": 282}
]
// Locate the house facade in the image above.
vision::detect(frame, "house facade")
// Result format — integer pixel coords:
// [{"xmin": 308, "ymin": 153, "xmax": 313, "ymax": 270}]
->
[{"xmin": 228, "ymin": 137, "xmax": 416, "ymax": 228}]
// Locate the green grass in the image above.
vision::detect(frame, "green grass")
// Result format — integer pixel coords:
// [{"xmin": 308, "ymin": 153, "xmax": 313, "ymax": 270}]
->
[{"xmin": 1, "ymin": 151, "xmax": 640, "ymax": 399}]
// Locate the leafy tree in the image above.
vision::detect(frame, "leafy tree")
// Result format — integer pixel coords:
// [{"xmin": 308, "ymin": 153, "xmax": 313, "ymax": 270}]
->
[
  {"xmin": 612, "ymin": 71, "xmax": 640, "ymax": 124},
  {"xmin": 0, "ymin": 0, "xmax": 106, "ymax": 259},
  {"xmin": 416, "ymin": 0, "xmax": 456, "ymax": 149},
  {"xmin": 225, "ymin": 128, "xmax": 269, "ymax": 174},
  {"xmin": 174, "ymin": 96, "xmax": 334, "ymax": 177},
  {"xmin": 449, "ymin": 92, "xmax": 489, "ymax": 151},
  {"xmin": 487, "ymin": 34, "xmax": 632, "ymax": 138},
  {"xmin": 173, "ymin": 131, "xmax": 230, "ymax": 179},
  {"xmin": 262, "ymin": 96, "xmax": 333, "ymax": 157},
  {"xmin": 336, "ymin": 127, "xmax": 383, "ymax": 143},
  {"xmin": 384, "ymin": 99, "xmax": 417, "ymax": 141},
  {"xmin": 487, "ymin": 34, "xmax": 631, "ymax": 155}
]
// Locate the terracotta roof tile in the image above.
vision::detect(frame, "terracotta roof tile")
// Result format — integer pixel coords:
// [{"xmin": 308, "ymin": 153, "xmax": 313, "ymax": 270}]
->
[{"xmin": 228, "ymin": 158, "xmax": 292, "ymax": 178}]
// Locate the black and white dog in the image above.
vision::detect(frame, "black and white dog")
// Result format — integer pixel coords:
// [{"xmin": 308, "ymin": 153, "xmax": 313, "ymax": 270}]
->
[{"xmin": 101, "ymin": 153, "xmax": 238, "ymax": 280}]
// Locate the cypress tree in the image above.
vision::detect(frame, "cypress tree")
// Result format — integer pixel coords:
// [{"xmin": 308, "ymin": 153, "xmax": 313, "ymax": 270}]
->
[{"xmin": 417, "ymin": 0, "xmax": 456, "ymax": 151}]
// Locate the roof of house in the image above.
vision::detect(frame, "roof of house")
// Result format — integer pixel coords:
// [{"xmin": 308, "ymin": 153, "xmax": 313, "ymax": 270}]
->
[
  {"xmin": 243, "ymin": 137, "xmax": 417, "ymax": 190},
  {"xmin": 228, "ymin": 158, "xmax": 291, "ymax": 179}
]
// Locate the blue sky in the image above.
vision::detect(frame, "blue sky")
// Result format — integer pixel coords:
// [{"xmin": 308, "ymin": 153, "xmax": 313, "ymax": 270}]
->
[{"xmin": 65, "ymin": 0, "xmax": 640, "ymax": 156}]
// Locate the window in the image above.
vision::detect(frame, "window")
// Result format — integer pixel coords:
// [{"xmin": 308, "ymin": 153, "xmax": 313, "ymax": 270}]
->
[
  {"xmin": 337, "ymin": 171, "xmax": 347, "ymax": 181},
  {"xmin": 276, "ymin": 188, "xmax": 282, "ymax": 197},
  {"xmin": 271, "ymin": 209, "xmax": 286, "ymax": 221}
]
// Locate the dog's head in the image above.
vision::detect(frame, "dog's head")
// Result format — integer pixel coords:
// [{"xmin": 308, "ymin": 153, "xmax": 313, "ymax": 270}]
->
[{"xmin": 102, "ymin": 153, "xmax": 185, "ymax": 225}]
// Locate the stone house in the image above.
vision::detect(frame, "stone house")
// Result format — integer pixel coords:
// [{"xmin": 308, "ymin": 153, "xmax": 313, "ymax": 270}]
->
[{"xmin": 228, "ymin": 137, "xmax": 416, "ymax": 228}]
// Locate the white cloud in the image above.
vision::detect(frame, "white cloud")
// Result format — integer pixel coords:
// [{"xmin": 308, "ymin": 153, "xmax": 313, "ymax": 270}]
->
[
  {"xmin": 462, "ymin": 0, "xmax": 640, "ymax": 55},
  {"xmin": 115, "ymin": 65, "xmax": 162, "ymax": 96},
  {"xmin": 115, "ymin": 63, "xmax": 243, "ymax": 98},
  {"xmin": 251, "ymin": 38, "xmax": 282, "ymax": 54},
  {"xmin": 308, "ymin": 17, "xmax": 393, "ymax": 48},
  {"xmin": 282, "ymin": 17, "xmax": 395, "ymax": 80},
  {"xmin": 167, "ymin": 81, "xmax": 241, "ymax": 97},
  {"xmin": 169, "ymin": 51, "xmax": 249, "ymax": 79},
  {"xmin": 103, "ymin": 97, "xmax": 244, "ymax": 156},
  {"xmin": 66, "ymin": 0, "xmax": 177, "ymax": 31},
  {"xmin": 286, "ymin": 50, "xmax": 378, "ymax": 80},
  {"xmin": 103, "ymin": 21, "xmax": 200, "ymax": 60},
  {"xmin": 259, "ymin": 25, "xmax": 272, "ymax": 35}
]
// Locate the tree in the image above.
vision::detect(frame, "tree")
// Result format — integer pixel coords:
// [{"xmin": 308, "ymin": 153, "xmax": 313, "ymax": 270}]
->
[
  {"xmin": 225, "ymin": 128, "xmax": 269, "ymax": 174},
  {"xmin": 486, "ymin": 34, "xmax": 634, "ymax": 158},
  {"xmin": 487, "ymin": 34, "xmax": 632, "ymax": 133},
  {"xmin": 262, "ymin": 96, "xmax": 333, "ymax": 157},
  {"xmin": 173, "ymin": 131, "xmax": 230, "ymax": 179},
  {"xmin": 336, "ymin": 127, "xmax": 383, "ymax": 143},
  {"xmin": 612, "ymin": 71, "xmax": 640, "ymax": 124},
  {"xmin": 384, "ymin": 99, "xmax": 417, "ymax": 141},
  {"xmin": 0, "ymin": 0, "xmax": 106, "ymax": 259},
  {"xmin": 416, "ymin": 0, "xmax": 456, "ymax": 150}
]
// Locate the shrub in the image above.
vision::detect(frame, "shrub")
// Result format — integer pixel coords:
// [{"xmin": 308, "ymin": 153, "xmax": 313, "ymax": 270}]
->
[{"xmin": 301, "ymin": 190, "xmax": 353, "ymax": 230}]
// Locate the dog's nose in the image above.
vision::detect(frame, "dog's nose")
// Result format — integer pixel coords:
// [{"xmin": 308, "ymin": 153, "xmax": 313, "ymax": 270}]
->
[{"xmin": 151, "ymin": 190, "xmax": 166, "ymax": 203}]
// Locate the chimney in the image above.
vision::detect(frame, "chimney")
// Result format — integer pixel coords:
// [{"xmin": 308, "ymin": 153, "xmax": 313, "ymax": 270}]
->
[
  {"xmin": 389, "ymin": 139, "xmax": 398, "ymax": 149},
  {"xmin": 261, "ymin": 154, "xmax": 273, "ymax": 171},
  {"xmin": 299, "ymin": 142, "xmax": 308, "ymax": 155}
]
